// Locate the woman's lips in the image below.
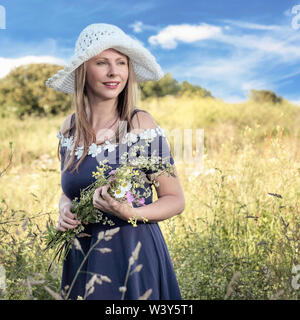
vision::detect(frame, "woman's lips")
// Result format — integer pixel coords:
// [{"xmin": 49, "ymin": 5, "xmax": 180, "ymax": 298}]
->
[{"xmin": 103, "ymin": 82, "xmax": 119, "ymax": 89}]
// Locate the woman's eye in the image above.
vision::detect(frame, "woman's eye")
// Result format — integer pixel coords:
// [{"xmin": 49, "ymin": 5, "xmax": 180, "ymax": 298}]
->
[{"xmin": 96, "ymin": 61, "xmax": 126, "ymax": 65}]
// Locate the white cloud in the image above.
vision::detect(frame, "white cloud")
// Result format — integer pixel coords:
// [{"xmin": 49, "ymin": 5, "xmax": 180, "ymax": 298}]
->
[
  {"xmin": 129, "ymin": 21, "xmax": 160, "ymax": 34},
  {"xmin": 170, "ymin": 50, "xmax": 271, "ymax": 101},
  {"xmin": 216, "ymin": 32, "xmax": 300, "ymax": 62},
  {"xmin": 0, "ymin": 56, "xmax": 66, "ymax": 78},
  {"xmin": 148, "ymin": 23, "xmax": 222, "ymax": 49},
  {"xmin": 130, "ymin": 21, "xmax": 144, "ymax": 33},
  {"xmin": 148, "ymin": 21, "xmax": 300, "ymax": 59},
  {"xmin": 155, "ymin": 19, "xmax": 300, "ymax": 101},
  {"xmin": 222, "ymin": 19, "xmax": 281, "ymax": 31}
]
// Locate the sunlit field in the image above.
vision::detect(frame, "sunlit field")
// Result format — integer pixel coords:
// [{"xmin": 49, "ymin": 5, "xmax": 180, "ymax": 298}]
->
[{"xmin": 0, "ymin": 95, "xmax": 300, "ymax": 299}]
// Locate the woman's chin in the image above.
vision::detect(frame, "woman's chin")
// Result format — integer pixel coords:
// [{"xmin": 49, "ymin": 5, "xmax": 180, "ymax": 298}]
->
[{"xmin": 96, "ymin": 92, "xmax": 120, "ymax": 100}]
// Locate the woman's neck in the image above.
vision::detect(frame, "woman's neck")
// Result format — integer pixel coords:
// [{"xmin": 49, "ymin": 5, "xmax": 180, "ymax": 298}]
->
[{"xmin": 86, "ymin": 96, "xmax": 119, "ymax": 130}]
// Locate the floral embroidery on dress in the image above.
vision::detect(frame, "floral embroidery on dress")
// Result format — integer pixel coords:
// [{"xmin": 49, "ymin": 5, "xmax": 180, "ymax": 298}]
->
[
  {"xmin": 123, "ymin": 132, "xmax": 139, "ymax": 146},
  {"xmin": 57, "ymin": 126, "xmax": 166, "ymax": 160},
  {"xmin": 139, "ymin": 128, "xmax": 157, "ymax": 140},
  {"xmin": 88, "ymin": 143, "xmax": 102, "ymax": 158},
  {"xmin": 75, "ymin": 146, "xmax": 84, "ymax": 159},
  {"xmin": 102, "ymin": 140, "xmax": 117, "ymax": 152},
  {"xmin": 61, "ymin": 135, "xmax": 74, "ymax": 151}
]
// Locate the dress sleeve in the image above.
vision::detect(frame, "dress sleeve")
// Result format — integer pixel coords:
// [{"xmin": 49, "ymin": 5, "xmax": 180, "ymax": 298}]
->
[
  {"xmin": 57, "ymin": 131, "xmax": 65, "ymax": 171},
  {"xmin": 126, "ymin": 126, "xmax": 175, "ymax": 175},
  {"xmin": 58, "ymin": 113, "xmax": 76, "ymax": 171}
]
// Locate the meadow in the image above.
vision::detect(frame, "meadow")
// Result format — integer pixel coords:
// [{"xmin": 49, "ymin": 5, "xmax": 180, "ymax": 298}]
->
[{"xmin": 0, "ymin": 94, "xmax": 299, "ymax": 300}]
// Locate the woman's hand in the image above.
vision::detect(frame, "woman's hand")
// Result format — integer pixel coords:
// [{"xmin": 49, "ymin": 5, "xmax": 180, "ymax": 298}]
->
[
  {"xmin": 57, "ymin": 198, "xmax": 81, "ymax": 232},
  {"xmin": 92, "ymin": 184, "xmax": 133, "ymax": 221}
]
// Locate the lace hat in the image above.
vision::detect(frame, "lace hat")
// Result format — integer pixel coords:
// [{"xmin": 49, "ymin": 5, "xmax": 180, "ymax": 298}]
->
[{"xmin": 45, "ymin": 23, "xmax": 164, "ymax": 94}]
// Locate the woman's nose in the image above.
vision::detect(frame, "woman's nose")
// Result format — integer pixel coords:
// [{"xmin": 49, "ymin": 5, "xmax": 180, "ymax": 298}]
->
[{"xmin": 107, "ymin": 63, "xmax": 118, "ymax": 77}]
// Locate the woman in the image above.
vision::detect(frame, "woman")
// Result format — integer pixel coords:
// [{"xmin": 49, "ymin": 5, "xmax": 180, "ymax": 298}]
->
[{"xmin": 46, "ymin": 23, "xmax": 185, "ymax": 300}]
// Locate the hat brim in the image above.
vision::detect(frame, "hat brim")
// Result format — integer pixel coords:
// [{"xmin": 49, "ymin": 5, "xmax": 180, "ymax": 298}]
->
[{"xmin": 45, "ymin": 36, "xmax": 164, "ymax": 94}]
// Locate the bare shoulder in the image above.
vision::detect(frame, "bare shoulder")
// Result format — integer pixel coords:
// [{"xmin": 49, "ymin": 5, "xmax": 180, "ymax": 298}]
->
[
  {"xmin": 60, "ymin": 113, "xmax": 74, "ymax": 136},
  {"xmin": 131, "ymin": 109, "xmax": 158, "ymax": 133}
]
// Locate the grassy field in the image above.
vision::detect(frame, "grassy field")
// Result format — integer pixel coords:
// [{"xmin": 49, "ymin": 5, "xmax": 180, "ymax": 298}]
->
[{"xmin": 0, "ymin": 95, "xmax": 300, "ymax": 299}]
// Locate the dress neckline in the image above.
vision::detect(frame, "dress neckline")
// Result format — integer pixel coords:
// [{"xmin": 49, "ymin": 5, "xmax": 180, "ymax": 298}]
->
[{"xmin": 58, "ymin": 125, "xmax": 166, "ymax": 160}]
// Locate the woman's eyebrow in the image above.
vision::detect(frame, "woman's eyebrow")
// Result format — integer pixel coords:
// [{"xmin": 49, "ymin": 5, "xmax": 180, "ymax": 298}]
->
[{"xmin": 95, "ymin": 57, "xmax": 126, "ymax": 60}]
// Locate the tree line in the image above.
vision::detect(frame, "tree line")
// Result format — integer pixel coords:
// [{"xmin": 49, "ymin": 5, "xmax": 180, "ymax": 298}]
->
[
  {"xmin": 0, "ymin": 63, "xmax": 283, "ymax": 118},
  {"xmin": 0, "ymin": 63, "xmax": 212, "ymax": 118}
]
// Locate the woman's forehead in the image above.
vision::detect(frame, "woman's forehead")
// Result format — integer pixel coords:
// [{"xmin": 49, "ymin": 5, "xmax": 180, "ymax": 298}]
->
[{"xmin": 93, "ymin": 48, "xmax": 128, "ymax": 59}]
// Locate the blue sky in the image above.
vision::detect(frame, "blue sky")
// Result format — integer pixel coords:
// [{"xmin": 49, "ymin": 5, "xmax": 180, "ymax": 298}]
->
[{"xmin": 0, "ymin": 0, "xmax": 300, "ymax": 103}]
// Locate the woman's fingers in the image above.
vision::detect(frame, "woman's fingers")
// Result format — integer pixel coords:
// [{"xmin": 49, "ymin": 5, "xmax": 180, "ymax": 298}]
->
[
  {"xmin": 63, "ymin": 208, "xmax": 80, "ymax": 224},
  {"xmin": 57, "ymin": 206, "xmax": 81, "ymax": 231},
  {"xmin": 60, "ymin": 220, "xmax": 78, "ymax": 229},
  {"xmin": 66, "ymin": 211, "xmax": 77, "ymax": 220},
  {"xmin": 64, "ymin": 216, "xmax": 80, "ymax": 225},
  {"xmin": 57, "ymin": 224, "xmax": 66, "ymax": 232},
  {"xmin": 93, "ymin": 187, "xmax": 104, "ymax": 208},
  {"xmin": 56, "ymin": 219, "xmax": 79, "ymax": 231},
  {"xmin": 63, "ymin": 207, "xmax": 76, "ymax": 219},
  {"xmin": 56, "ymin": 220, "xmax": 67, "ymax": 231},
  {"xmin": 93, "ymin": 185, "xmax": 121, "ymax": 217},
  {"xmin": 100, "ymin": 185, "xmax": 113, "ymax": 204}
]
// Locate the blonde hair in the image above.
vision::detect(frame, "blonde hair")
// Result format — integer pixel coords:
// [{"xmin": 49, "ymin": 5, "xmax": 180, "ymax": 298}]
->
[{"xmin": 58, "ymin": 52, "xmax": 140, "ymax": 174}]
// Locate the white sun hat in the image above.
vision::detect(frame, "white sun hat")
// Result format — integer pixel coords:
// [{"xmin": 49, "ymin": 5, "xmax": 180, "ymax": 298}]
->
[{"xmin": 45, "ymin": 23, "xmax": 164, "ymax": 94}]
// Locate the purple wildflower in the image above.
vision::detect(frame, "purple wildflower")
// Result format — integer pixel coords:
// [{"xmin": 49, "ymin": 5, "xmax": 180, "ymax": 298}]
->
[{"xmin": 126, "ymin": 191, "xmax": 134, "ymax": 203}]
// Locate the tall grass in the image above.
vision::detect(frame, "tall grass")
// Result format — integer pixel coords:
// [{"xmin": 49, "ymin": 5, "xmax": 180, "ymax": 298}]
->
[{"xmin": 0, "ymin": 96, "xmax": 299, "ymax": 299}]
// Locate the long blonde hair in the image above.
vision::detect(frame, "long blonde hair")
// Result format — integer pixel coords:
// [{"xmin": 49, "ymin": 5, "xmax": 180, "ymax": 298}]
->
[{"xmin": 58, "ymin": 52, "xmax": 140, "ymax": 174}]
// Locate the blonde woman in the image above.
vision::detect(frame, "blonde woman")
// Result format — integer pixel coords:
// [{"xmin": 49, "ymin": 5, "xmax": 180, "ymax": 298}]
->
[{"xmin": 46, "ymin": 23, "xmax": 185, "ymax": 300}]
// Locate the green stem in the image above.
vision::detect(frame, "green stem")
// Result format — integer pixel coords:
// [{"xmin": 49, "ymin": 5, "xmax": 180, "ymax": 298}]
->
[
  {"xmin": 65, "ymin": 237, "xmax": 102, "ymax": 300},
  {"xmin": 121, "ymin": 260, "xmax": 132, "ymax": 300}
]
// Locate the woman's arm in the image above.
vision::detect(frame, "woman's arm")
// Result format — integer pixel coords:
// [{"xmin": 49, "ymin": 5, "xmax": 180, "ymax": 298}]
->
[
  {"xmin": 131, "ymin": 166, "xmax": 185, "ymax": 222},
  {"xmin": 59, "ymin": 192, "xmax": 72, "ymax": 212},
  {"xmin": 128, "ymin": 111, "xmax": 185, "ymax": 222}
]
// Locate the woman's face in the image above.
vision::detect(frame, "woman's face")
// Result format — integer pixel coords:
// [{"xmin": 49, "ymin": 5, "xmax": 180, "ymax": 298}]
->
[{"xmin": 85, "ymin": 48, "xmax": 129, "ymax": 100}]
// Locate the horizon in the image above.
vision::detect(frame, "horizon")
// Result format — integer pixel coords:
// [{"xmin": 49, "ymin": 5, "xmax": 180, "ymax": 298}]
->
[{"xmin": 0, "ymin": 0, "xmax": 300, "ymax": 104}]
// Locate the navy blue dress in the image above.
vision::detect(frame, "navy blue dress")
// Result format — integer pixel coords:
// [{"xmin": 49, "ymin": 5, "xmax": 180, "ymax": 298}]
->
[{"xmin": 58, "ymin": 108, "xmax": 182, "ymax": 300}]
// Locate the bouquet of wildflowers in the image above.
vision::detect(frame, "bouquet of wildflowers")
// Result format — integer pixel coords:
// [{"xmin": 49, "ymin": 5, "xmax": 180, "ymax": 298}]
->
[{"xmin": 44, "ymin": 147, "xmax": 175, "ymax": 269}]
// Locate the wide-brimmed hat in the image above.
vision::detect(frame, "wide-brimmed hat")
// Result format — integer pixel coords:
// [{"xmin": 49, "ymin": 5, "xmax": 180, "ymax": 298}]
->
[{"xmin": 45, "ymin": 23, "xmax": 164, "ymax": 94}]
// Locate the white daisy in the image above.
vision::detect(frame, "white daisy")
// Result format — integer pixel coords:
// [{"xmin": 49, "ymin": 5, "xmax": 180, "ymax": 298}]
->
[
  {"xmin": 88, "ymin": 143, "xmax": 102, "ymax": 157},
  {"xmin": 103, "ymin": 140, "xmax": 117, "ymax": 152},
  {"xmin": 139, "ymin": 128, "xmax": 157, "ymax": 140},
  {"xmin": 113, "ymin": 187, "xmax": 126, "ymax": 199},
  {"xmin": 61, "ymin": 137, "xmax": 67, "ymax": 147},
  {"xmin": 64, "ymin": 136, "xmax": 74, "ymax": 151},
  {"xmin": 61, "ymin": 136, "xmax": 68, "ymax": 147},
  {"xmin": 126, "ymin": 132, "xmax": 138, "ymax": 146},
  {"xmin": 75, "ymin": 146, "xmax": 84, "ymax": 159},
  {"xmin": 120, "ymin": 181, "xmax": 132, "ymax": 192}
]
